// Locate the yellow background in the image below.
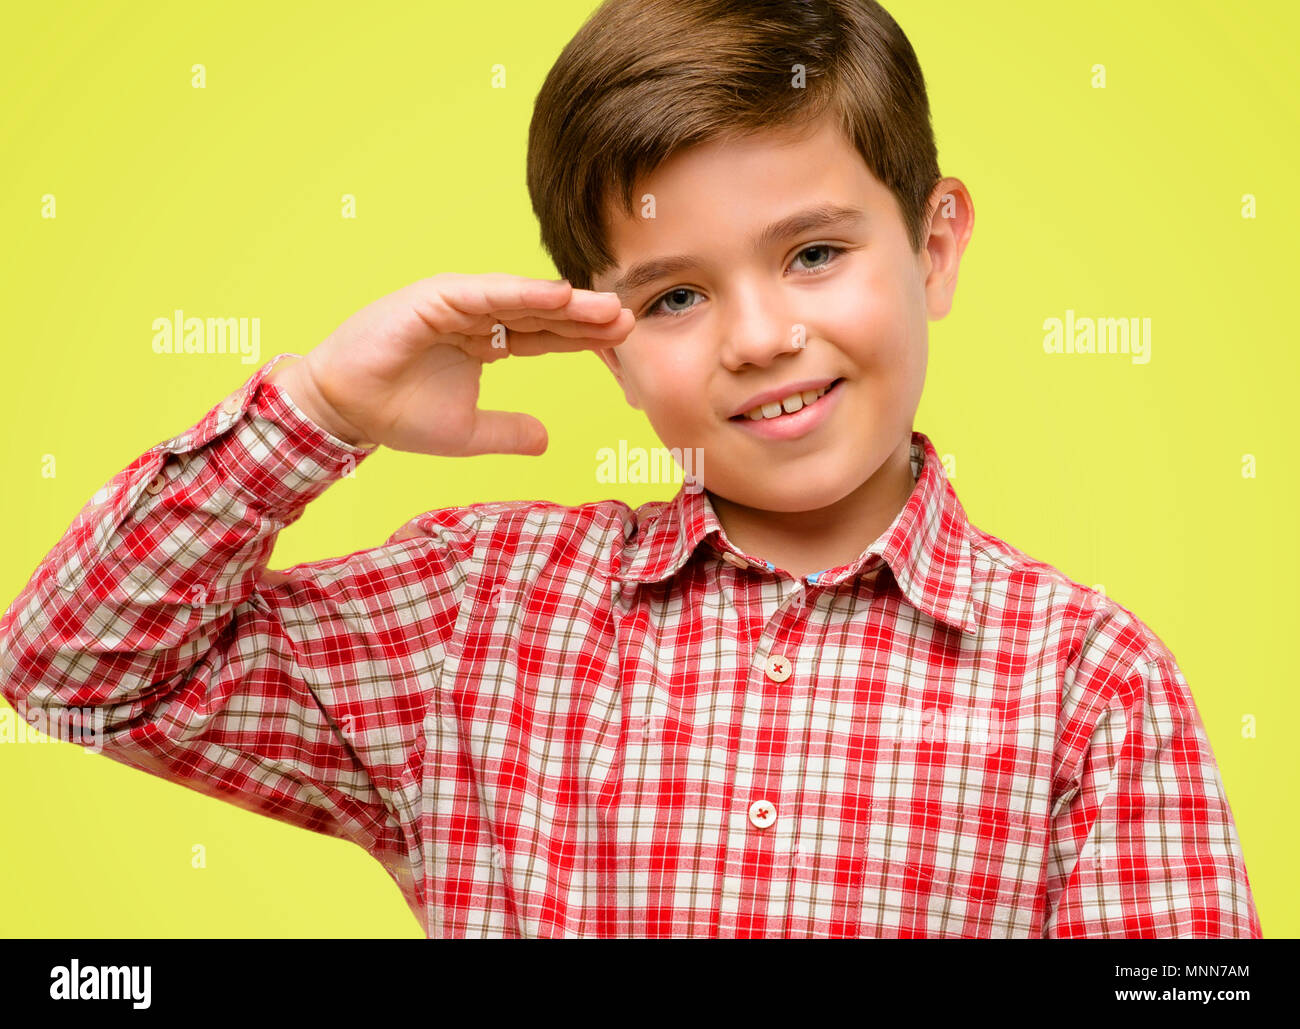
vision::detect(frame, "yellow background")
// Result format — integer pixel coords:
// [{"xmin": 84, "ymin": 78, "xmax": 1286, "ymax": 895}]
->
[{"xmin": 1, "ymin": 0, "xmax": 1293, "ymax": 937}]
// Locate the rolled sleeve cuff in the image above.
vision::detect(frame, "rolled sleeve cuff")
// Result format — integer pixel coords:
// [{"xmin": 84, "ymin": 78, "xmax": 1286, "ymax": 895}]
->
[{"xmin": 148, "ymin": 352, "xmax": 379, "ymax": 519}]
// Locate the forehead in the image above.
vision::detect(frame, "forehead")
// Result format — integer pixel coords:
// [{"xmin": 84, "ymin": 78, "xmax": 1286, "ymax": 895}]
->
[
  {"xmin": 609, "ymin": 113, "xmax": 869, "ymax": 216},
  {"xmin": 593, "ymin": 115, "xmax": 898, "ymax": 288}
]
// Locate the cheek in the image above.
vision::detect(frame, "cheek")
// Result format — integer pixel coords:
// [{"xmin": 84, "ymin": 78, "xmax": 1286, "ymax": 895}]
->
[
  {"xmin": 834, "ymin": 265, "xmax": 920, "ymax": 351},
  {"xmin": 632, "ymin": 341, "xmax": 705, "ymax": 415},
  {"xmin": 822, "ymin": 288, "xmax": 908, "ymax": 364}
]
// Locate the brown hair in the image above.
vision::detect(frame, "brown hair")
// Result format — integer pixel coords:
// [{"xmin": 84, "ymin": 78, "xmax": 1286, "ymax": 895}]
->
[{"xmin": 526, "ymin": 0, "xmax": 942, "ymax": 290}]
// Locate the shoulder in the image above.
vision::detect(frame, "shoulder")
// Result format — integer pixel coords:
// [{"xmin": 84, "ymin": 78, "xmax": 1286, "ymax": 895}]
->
[
  {"xmin": 385, "ymin": 496, "xmax": 665, "ymax": 572},
  {"xmin": 963, "ymin": 523, "xmax": 1182, "ymax": 690}
]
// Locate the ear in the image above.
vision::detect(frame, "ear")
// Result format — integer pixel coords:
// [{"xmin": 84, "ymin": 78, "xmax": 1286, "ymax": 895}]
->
[
  {"xmin": 595, "ymin": 346, "xmax": 641, "ymax": 410},
  {"xmin": 921, "ymin": 177, "xmax": 974, "ymax": 321}
]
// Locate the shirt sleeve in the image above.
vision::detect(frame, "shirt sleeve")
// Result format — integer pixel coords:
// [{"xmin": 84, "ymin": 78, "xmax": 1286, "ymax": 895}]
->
[
  {"xmin": 0, "ymin": 355, "xmax": 469, "ymax": 904},
  {"xmin": 1044, "ymin": 604, "xmax": 1263, "ymax": 938}
]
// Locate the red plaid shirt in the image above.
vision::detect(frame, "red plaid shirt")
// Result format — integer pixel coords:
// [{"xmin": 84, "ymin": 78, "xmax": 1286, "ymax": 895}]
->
[{"xmin": 0, "ymin": 354, "xmax": 1262, "ymax": 938}]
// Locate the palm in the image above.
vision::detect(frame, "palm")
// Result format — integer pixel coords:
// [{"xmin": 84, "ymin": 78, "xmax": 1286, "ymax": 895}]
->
[{"xmin": 300, "ymin": 274, "xmax": 631, "ymax": 457}]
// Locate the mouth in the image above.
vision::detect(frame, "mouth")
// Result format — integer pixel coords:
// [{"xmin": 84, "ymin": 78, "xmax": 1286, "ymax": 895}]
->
[
  {"xmin": 729, "ymin": 377, "xmax": 846, "ymax": 422},
  {"xmin": 728, "ymin": 376, "xmax": 846, "ymax": 441}
]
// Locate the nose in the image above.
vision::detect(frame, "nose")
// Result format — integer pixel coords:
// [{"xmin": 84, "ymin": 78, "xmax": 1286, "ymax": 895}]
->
[{"xmin": 719, "ymin": 282, "xmax": 806, "ymax": 370}]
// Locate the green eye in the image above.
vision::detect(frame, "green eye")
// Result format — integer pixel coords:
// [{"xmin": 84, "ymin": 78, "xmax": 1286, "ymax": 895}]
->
[
  {"xmin": 644, "ymin": 244, "xmax": 847, "ymax": 319},
  {"xmin": 794, "ymin": 244, "xmax": 836, "ymax": 269}
]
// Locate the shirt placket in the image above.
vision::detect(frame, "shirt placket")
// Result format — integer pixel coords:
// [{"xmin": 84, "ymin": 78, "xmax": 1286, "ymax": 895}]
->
[{"xmin": 716, "ymin": 563, "xmax": 811, "ymax": 937}]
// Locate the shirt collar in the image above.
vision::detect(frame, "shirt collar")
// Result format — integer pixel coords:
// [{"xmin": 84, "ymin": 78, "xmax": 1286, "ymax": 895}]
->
[{"xmin": 614, "ymin": 430, "xmax": 978, "ymax": 636}]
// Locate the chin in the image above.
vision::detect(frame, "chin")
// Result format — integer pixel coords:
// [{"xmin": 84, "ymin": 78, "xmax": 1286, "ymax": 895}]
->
[{"xmin": 733, "ymin": 480, "xmax": 854, "ymax": 513}]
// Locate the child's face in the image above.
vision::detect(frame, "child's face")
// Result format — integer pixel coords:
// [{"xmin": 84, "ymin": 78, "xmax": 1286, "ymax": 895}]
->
[{"xmin": 591, "ymin": 112, "xmax": 970, "ymax": 515}]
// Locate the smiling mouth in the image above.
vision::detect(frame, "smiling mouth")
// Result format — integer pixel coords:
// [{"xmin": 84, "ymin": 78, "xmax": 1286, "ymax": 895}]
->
[{"xmin": 729, "ymin": 377, "xmax": 845, "ymax": 421}]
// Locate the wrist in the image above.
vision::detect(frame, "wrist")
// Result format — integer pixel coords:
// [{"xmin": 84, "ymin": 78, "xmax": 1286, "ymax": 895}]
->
[{"xmin": 266, "ymin": 358, "xmax": 375, "ymax": 449}]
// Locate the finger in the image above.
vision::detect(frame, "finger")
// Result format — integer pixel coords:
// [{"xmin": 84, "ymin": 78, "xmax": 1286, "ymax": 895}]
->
[
  {"xmin": 487, "ymin": 311, "xmax": 633, "ymax": 340},
  {"xmin": 461, "ymin": 409, "xmax": 549, "ymax": 457},
  {"xmin": 486, "ymin": 293, "xmax": 629, "ymax": 324},
  {"xmin": 470, "ymin": 327, "xmax": 630, "ymax": 358},
  {"xmin": 433, "ymin": 273, "xmax": 624, "ymax": 324}
]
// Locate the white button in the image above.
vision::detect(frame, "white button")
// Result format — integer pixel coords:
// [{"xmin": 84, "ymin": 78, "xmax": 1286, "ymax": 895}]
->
[
  {"xmin": 765, "ymin": 654, "xmax": 792, "ymax": 683},
  {"xmin": 748, "ymin": 799, "xmax": 777, "ymax": 829},
  {"xmin": 220, "ymin": 392, "xmax": 245, "ymax": 416},
  {"xmin": 144, "ymin": 473, "xmax": 167, "ymax": 495},
  {"xmin": 721, "ymin": 551, "xmax": 747, "ymax": 568}
]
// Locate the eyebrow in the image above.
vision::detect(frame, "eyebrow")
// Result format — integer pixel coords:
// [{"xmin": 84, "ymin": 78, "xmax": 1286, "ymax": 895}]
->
[{"xmin": 608, "ymin": 202, "xmax": 867, "ymax": 300}]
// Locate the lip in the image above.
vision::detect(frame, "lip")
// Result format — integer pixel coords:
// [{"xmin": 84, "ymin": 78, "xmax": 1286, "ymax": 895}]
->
[
  {"xmin": 728, "ymin": 376, "xmax": 840, "ymax": 420},
  {"xmin": 730, "ymin": 377, "xmax": 845, "ymax": 440}
]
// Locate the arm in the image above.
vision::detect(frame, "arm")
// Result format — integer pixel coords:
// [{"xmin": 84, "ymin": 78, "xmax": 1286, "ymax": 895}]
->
[
  {"xmin": 0, "ymin": 357, "xmax": 466, "ymax": 897},
  {"xmin": 1044, "ymin": 607, "xmax": 1262, "ymax": 937},
  {"xmin": 1, "ymin": 273, "xmax": 631, "ymax": 919}
]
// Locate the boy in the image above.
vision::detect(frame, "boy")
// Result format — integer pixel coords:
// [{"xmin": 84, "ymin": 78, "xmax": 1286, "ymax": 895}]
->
[{"xmin": 0, "ymin": 0, "xmax": 1261, "ymax": 937}]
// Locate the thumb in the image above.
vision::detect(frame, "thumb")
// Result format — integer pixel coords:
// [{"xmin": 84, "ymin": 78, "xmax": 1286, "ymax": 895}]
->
[{"xmin": 462, "ymin": 410, "xmax": 549, "ymax": 457}]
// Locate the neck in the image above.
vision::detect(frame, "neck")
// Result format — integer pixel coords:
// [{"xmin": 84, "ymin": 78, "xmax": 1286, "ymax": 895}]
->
[{"xmin": 708, "ymin": 435, "xmax": 916, "ymax": 580}]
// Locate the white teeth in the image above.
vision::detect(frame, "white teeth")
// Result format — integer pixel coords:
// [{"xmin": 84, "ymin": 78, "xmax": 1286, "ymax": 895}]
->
[{"xmin": 741, "ymin": 382, "xmax": 833, "ymax": 421}]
